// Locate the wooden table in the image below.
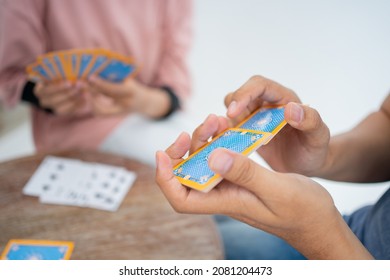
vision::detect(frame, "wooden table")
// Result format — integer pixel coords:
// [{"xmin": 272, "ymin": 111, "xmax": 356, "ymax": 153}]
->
[{"xmin": 0, "ymin": 150, "xmax": 224, "ymax": 259}]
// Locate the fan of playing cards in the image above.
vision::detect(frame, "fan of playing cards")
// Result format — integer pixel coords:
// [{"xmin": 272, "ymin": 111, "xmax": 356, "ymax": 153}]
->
[{"xmin": 26, "ymin": 48, "xmax": 137, "ymax": 83}]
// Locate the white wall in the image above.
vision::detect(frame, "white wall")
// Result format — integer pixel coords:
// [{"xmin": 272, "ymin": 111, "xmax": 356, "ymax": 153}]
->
[{"xmin": 188, "ymin": 0, "xmax": 390, "ymax": 214}]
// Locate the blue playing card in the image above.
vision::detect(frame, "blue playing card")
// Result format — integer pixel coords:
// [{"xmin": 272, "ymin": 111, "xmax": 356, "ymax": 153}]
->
[
  {"xmin": 88, "ymin": 55, "xmax": 109, "ymax": 76},
  {"xmin": 97, "ymin": 59, "xmax": 135, "ymax": 83},
  {"xmin": 174, "ymin": 129, "xmax": 266, "ymax": 185},
  {"xmin": 32, "ymin": 64, "xmax": 51, "ymax": 80},
  {"xmin": 52, "ymin": 55, "xmax": 66, "ymax": 79},
  {"xmin": 1, "ymin": 240, "xmax": 74, "ymax": 260},
  {"xmin": 78, "ymin": 54, "xmax": 94, "ymax": 78},
  {"xmin": 239, "ymin": 107, "xmax": 285, "ymax": 133},
  {"xmin": 41, "ymin": 58, "xmax": 57, "ymax": 79}
]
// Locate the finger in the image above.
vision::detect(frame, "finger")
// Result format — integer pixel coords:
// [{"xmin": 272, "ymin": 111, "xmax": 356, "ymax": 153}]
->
[
  {"xmin": 39, "ymin": 88, "xmax": 80, "ymax": 108},
  {"xmin": 88, "ymin": 75, "xmax": 128, "ymax": 97},
  {"xmin": 190, "ymin": 114, "xmax": 220, "ymax": 154},
  {"xmin": 227, "ymin": 75, "xmax": 300, "ymax": 118},
  {"xmin": 165, "ymin": 132, "xmax": 191, "ymax": 166},
  {"xmin": 208, "ymin": 148, "xmax": 284, "ymax": 197},
  {"xmin": 190, "ymin": 115, "xmax": 230, "ymax": 154},
  {"xmin": 284, "ymin": 102, "xmax": 330, "ymax": 144},
  {"xmin": 34, "ymin": 81, "xmax": 72, "ymax": 98},
  {"xmin": 54, "ymin": 97, "xmax": 84, "ymax": 116},
  {"xmin": 156, "ymin": 150, "xmax": 255, "ymax": 215},
  {"xmin": 90, "ymin": 95, "xmax": 123, "ymax": 116}
]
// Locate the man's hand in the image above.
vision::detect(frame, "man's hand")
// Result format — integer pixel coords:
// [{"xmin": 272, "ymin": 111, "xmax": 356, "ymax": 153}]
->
[{"xmin": 225, "ymin": 75, "xmax": 331, "ymax": 177}]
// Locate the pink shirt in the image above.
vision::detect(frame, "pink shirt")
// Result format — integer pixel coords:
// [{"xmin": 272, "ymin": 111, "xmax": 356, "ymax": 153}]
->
[{"xmin": 0, "ymin": 0, "xmax": 192, "ymax": 151}]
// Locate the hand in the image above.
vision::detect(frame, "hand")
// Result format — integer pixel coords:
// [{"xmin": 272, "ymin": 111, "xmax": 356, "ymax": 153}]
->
[
  {"xmin": 225, "ymin": 75, "xmax": 331, "ymax": 177},
  {"xmin": 155, "ymin": 115, "xmax": 372, "ymax": 259},
  {"xmin": 87, "ymin": 76, "xmax": 171, "ymax": 118},
  {"xmin": 34, "ymin": 81, "xmax": 89, "ymax": 116}
]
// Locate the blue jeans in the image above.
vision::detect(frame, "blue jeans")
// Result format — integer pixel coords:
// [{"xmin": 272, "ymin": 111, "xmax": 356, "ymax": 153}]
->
[{"xmin": 214, "ymin": 215, "xmax": 305, "ymax": 260}]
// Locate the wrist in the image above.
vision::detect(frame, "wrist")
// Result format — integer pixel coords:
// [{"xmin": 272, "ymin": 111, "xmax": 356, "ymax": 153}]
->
[
  {"xmin": 294, "ymin": 209, "xmax": 372, "ymax": 259},
  {"xmin": 138, "ymin": 86, "xmax": 171, "ymax": 118}
]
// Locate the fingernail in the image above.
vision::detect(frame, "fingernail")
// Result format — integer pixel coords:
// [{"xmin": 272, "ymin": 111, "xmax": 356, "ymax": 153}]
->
[
  {"xmin": 209, "ymin": 149, "xmax": 233, "ymax": 174},
  {"xmin": 290, "ymin": 103, "xmax": 304, "ymax": 124},
  {"xmin": 227, "ymin": 101, "xmax": 237, "ymax": 115}
]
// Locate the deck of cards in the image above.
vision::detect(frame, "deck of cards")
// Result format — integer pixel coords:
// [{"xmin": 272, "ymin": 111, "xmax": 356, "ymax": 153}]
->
[
  {"xmin": 173, "ymin": 105, "xmax": 287, "ymax": 192},
  {"xmin": 1, "ymin": 239, "xmax": 74, "ymax": 260},
  {"xmin": 26, "ymin": 48, "xmax": 137, "ymax": 83},
  {"xmin": 23, "ymin": 156, "xmax": 137, "ymax": 212}
]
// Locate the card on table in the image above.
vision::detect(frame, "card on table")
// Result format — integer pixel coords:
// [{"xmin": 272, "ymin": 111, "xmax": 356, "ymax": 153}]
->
[
  {"xmin": 173, "ymin": 105, "xmax": 287, "ymax": 192},
  {"xmin": 1, "ymin": 239, "xmax": 74, "ymax": 260},
  {"xmin": 23, "ymin": 156, "xmax": 137, "ymax": 212}
]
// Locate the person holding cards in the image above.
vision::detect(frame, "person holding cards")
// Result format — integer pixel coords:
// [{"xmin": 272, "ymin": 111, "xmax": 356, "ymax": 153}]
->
[
  {"xmin": 0, "ymin": 0, "xmax": 192, "ymax": 165},
  {"xmin": 156, "ymin": 75, "xmax": 390, "ymax": 259}
]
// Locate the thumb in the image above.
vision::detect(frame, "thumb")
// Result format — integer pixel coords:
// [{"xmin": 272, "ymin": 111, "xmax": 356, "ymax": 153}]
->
[
  {"xmin": 208, "ymin": 148, "xmax": 280, "ymax": 195},
  {"xmin": 284, "ymin": 102, "xmax": 329, "ymax": 139}
]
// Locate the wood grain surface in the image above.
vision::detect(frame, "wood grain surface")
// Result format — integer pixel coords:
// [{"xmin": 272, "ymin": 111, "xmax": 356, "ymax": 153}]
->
[{"xmin": 0, "ymin": 150, "xmax": 224, "ymax": 259}]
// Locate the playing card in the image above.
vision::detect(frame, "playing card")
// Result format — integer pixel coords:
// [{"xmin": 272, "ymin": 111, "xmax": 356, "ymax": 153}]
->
[
  {"xmin": 86, "ymin": 164, "xmax": 137, "ymax": 212},
  {"xmin": 40, "ymin": 57, "xmax": 59, "ymax": 80},
  {"xmin": 38, "ymin": 159, "xmax": 92, "ymax": 207},
  {"xmin": 238, "ymin": 106, "xmax": 286, "ymax": 134},
  {"xmin": 1, "ymin": 239, "xmax": 74, "ymax": 260},
  {"xmin": 173, "ymin": 129, "xmax": 270, "ymax": 192},
  {"xmin": 26, "ymin": 48, "xmax": 137, "ymax": 83},
  {"xmin": 173, "ymin": 105, "xmax": 287, "ymax": 192},
  {"xmin": 23, "ymin": 156, "xmax": 77, "ymax": 196},
  {"xmin": 77, "ymin": 53, "xmax": 94, "ymax": 79},
  {"xmin": 23, "ymin": 156, "xmax": 137, "ymax": 211},
  {"xmin": 95, "ymin": 58, "xmax": 136, "ymax": 83},
  {"xmin": 26, "ymin": 62, "xmax": 51, "ymax": 82}
]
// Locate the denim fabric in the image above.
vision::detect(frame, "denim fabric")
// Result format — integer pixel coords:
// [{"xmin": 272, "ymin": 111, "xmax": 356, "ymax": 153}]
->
[{"xmin": 214, "ymin": 215, "xmax": 305, "ymax": 260}]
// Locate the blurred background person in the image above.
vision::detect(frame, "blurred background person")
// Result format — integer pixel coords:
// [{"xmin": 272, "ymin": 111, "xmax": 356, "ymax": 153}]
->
[{"xmin": 0, "ymin": 0, "xmax": 192, "ymax": 165}]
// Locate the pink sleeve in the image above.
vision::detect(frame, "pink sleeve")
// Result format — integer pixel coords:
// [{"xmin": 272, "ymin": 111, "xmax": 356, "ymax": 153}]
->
[
  {"xmin": 153, "ymin": 0, "xmax": 193, "ymax": 102},
  {"xmin": 0, "ymin": 0, "xmax": 46, "ymax": 108}
]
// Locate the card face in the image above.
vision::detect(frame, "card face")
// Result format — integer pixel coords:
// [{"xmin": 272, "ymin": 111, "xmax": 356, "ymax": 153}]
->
[
  {"xmin": 23, "ymin": 156, "xmax": 137, "ymax": 212},
  {"xmin": 23, "ymin": 156, "xmax": 76, "ymax": 197},
  {"xmin": 1, "ymin": 239, "xmax": 74, "ymax": 260},
  {"xmin": 85, "ymin": 164, "xmax": 137, "ymax": 212},
  {"xmin": 173, "ymin": 129, "xmax": 269, "ymax": 192},
  {"xmin": 173, "ymin": 105, "xmax": 287, "ymax": 192}
]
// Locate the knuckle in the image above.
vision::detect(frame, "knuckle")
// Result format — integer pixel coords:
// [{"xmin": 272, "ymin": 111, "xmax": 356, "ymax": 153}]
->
[
  {"xmin": 224, "ymin": 92, "xmax": 233, "ymax": 106},
  {"xmin": 249, "ymin": 75, "xmax": 265, "ymax": 84}
]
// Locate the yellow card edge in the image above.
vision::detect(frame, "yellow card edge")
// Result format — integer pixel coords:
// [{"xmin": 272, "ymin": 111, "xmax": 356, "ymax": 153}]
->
[{"xmin": 1, "ymin": 239, "xmax": 74, "ymax": 260}]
